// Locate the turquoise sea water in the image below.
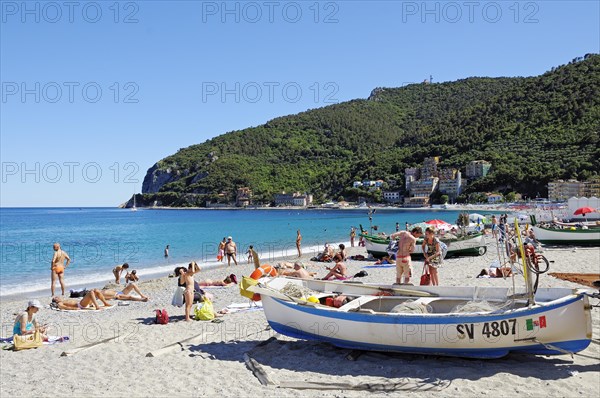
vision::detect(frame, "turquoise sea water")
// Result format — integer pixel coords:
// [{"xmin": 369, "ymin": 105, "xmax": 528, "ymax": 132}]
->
[{"xmin": 0, "ymin": 207, "xmax": 470, "ymax": 297}]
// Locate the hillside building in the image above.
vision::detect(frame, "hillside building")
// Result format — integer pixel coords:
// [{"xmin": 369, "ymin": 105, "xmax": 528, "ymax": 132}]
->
[
  {"xmin": 466, "ymin": 160, "xmax": 491, "ymax": 179},
  {"xmin": 548, "ymin": 180, "xmax": 585, "ymax": 201},
  {"xmin": 236, "ymin": 187, "xmax": 252, "ymax": 207},
  {"xmin": 274, "ymin": 192, "xmax": 313, "ymax": 207},
  {"xmin": 382, "ymin": 191, "xmax": 403, "ymax": 204}
]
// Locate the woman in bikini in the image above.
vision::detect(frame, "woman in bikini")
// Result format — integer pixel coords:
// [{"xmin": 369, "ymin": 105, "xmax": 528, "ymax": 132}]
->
[
  {"xmin": 182, "ymin": 262, "xmax": 201, "ymax": 321},
  {"xmin": 101, "ymin": 283, "xmax": 149, "ymax": 301},
  {"xmin": 52, "ymin": 289, "xmax": 112, "ymax": 310},
  {"xmin": 112, "ymin": 263, "xmax": 129, "ymax": 284}
]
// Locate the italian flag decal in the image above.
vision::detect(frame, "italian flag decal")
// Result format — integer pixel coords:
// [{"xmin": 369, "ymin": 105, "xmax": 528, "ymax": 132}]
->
[{"xmin": 526, "ymin": 316, "xmax": 547, "ymax": 331}]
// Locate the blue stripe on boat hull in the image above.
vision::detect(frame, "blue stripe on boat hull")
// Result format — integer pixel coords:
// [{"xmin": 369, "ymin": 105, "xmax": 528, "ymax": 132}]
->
[
  {"xmin": 272, "ymin": 295, "xmax": 583, "ymax": 324},
  {"xmin": 267, "ymin": 320, "xmax": 590, "ymax": 359}
]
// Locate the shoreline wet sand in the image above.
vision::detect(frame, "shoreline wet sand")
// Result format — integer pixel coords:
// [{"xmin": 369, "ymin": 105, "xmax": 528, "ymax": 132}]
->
[{"xmin": 1, "ymin": 240, "xmax": 598, "ymax": 397}]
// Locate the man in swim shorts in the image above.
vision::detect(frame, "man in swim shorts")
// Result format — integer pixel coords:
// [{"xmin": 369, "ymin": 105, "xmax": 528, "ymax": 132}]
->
[
  {"xmin": 389, "ymin": 227, "xmax": 423, "ymax": 285},
  {"xmin": 50, "ymin": 242, "xmax": 70, "ymax": 296},
  {"xmin": 224, "ymin": 237, "xmax": 238, "ymax": 266}
]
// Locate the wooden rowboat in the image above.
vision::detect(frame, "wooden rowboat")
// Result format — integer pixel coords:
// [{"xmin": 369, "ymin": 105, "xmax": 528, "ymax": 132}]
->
[{"xmin": 249, "ymin": 277, "xmax": 592, "ymax": 359}]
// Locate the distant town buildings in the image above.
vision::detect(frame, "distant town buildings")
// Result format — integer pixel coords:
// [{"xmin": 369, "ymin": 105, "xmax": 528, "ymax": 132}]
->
[
  {"xmin": 548, "ymin": 178, "xmax": 600, "ymax": 201},
  {"xmin": 404, "ymin": 157, "xmax": 466, "ymax": 205},
  {"xmin": 466, "ymin": 160, "xmax": 491, "ymax": 179},
  {"xmin": 354, "ymin": 180, "xmax": 385, "ymax": 189},
  {"xmin": 274, "ymin": 192, "xmax": 313, "ymax": 207}
]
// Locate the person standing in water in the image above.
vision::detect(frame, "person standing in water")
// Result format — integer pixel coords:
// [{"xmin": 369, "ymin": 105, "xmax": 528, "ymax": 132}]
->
[
  {"xmin": 296, "ymin": 230, "xmax": 302, "ymax": 257},
  {"xmin": 350, "ymin": 227, "xmax": 356, "ymax": 247},
  {"xmin": 50, "ymin": 242, "xmax": 70, "ymax": 296},
  {"xmin": 224, "ymin": 237, "xmax": 238, "ymax": 266}
]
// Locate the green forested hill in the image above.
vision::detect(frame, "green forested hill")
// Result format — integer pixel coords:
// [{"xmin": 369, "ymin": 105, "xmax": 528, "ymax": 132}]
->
[{"xmin": 139, "ymin": 54, "xmax": 599, "ymax": 207}]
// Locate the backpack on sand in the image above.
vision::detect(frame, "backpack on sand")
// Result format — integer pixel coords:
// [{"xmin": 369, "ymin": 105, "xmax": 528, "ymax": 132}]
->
[{"xmin": 155, "ymin": 309, "xmax": 169, "ymax": 324}]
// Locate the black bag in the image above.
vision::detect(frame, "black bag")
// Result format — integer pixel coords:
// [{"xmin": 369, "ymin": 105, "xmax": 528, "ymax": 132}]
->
[
  {"xmin": 193, "ymin": 291, "xmax": 205, "ymax": 304},
  {"xmin": 69, "ymin": 289, "xmax": 89, "ymax": 298}
]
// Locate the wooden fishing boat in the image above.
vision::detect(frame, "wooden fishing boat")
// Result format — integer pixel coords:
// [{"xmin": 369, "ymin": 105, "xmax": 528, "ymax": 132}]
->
[
  {"xmin": 360, "ymin": 232, "xmax": 487, "ymax": 258},
  {"xmin": 531, "ymin": 226, "xmax": 600, "ymax": 246},
  {"xmin": 248, "ymin": 277, "xmax": 592, "ymax": 359}
]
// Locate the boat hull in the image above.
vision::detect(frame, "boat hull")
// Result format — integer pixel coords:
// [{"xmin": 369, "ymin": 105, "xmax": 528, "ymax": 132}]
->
[
  {"xmin": 532, "ymin": 226, "xmax": 600, "ymax": 246},
  {"xmin": 362, "ymin": 234, "xmax": 487, "ymax": 259},
  {"xmin": 259, "ymin": 287, "xmax": 591, "ymax": 359}
]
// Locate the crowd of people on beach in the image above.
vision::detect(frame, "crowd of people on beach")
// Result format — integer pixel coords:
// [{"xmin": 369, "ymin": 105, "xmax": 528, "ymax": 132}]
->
[{"xmin": 13, "ymin": 217, "xmax": 543, "ymax": 348}]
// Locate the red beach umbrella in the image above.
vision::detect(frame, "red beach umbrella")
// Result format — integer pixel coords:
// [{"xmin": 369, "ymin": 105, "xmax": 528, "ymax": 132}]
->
[
  {"xmin": 574, "ymin": 207, "xmax": 597, "ymax": 216},
  {"xmin": 425, "ymin": 219, "xmax": 451, "ymax": 227}
]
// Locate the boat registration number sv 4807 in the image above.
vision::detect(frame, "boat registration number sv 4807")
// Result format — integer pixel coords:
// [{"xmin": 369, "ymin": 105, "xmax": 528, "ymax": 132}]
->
[{"xmin": 456, "ymin": 319, "xmax": 517, "ymax": 339}]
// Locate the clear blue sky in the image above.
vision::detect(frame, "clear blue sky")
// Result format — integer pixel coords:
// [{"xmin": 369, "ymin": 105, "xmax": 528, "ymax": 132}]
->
[{"xmin": 1, "ymin": 0, "xmax": 598, "ymax": 206}]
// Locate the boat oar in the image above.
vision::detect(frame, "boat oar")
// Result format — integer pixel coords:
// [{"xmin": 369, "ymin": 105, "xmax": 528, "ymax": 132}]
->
[{"xmin": 320, "ymin": 279, "xmax": 439, "ymax": 297}]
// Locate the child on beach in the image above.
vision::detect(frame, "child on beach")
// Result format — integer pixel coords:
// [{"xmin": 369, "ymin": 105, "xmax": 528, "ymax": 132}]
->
[
  {"xmin": 246, "ymin": 245, "xmax": 254, "ymax": 264},
  {"xmin": 125, "ymin": 269, "xmax": 139, "ymax": 283},
  {"xmin": 112, "ymin": 263, "xmax": 129, "ymax": 284}
]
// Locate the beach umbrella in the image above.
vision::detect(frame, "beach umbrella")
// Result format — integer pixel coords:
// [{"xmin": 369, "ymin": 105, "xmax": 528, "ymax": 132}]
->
[
  {"xmin": 425, "ymin": 219, "xmax": 451, "ymax": 227},
  {"xmin": 574, "ymin": 207, "xmax": 597, "ymax": 216}
]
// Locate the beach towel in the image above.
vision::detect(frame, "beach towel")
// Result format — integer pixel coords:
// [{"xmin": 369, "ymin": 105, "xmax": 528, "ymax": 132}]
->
[
  {"xmin": 50, "ymin": 304, "xmax": 116, "ymax": 312},
  {"xmin": 172, "ymin": 286, "xmax": 185, "ymax": 307},
  {"xmin": 224, "ymin": 302, "xmax": 263, "ymax": 314},
  {"xmin": 363, "ymin": 265, "xmax": 395, "ymax": 269}
]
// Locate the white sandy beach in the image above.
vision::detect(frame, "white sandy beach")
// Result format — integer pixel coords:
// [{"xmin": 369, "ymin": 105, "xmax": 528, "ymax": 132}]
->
[{"xmin": 1, "ymin": 239, "xmax": 599, "ymax": 397}]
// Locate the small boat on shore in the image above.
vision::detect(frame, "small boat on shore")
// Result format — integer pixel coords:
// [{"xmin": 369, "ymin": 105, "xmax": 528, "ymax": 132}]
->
[
  {"xmin": 248, "ymin": 277, "xmax": 592, "ymax": 359},
  {"xmin": 531, "ymin": 225, "xmax": 600, "ymax": 246},
  {"xmin": 360, "ymin": 232, "xmax": 487, "ymax": 258}
]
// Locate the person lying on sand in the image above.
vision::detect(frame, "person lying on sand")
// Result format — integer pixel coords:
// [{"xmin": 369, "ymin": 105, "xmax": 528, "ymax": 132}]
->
[
  {"xmin": 374, "ymin": 256, "xmax": 392, "ymax": 265},
  {"xmin": 197, "ymin": 274, "xmax": 238, "ymax": 287},
  {"xmin": 101, "ymin": 283, "xmax": 149, "ymax": 301},
  {"xmin": 322, "ymin": 262, "xmax": 348, "ymax": 280},
  {"xmin": 277, "ymin": 262, "xmax": 315, "ymax": 279},
  {"xmin": 52, "ymin": 289, "xmax": 112, "ymax": 310},
  {"xmin": 477, "ymin": 266, "xmax": 513, "ymax": 278}
]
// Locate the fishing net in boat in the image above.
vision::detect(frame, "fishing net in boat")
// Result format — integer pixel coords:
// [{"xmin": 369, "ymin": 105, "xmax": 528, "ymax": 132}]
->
[
  {"xmin": 452, "ymin": 300, "xmax": 498, "ymax": 313},
  {"xmin": 390, "ymin": 301, "xmax": 432, "ymax": 314},
  {"xmin": 279, "ymin": 282, "xmax": 315, "ymax": 299}
]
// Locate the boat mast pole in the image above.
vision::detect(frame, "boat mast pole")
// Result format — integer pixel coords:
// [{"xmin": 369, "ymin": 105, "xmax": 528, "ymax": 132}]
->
[{"xmin": 514, "ymin": 219, "xmax": 535, "ymax": 305}]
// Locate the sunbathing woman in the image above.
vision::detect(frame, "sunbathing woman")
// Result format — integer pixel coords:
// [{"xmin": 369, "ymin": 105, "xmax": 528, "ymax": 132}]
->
[
  {"xmin": 101, "ymin": 283, "xmax": 149, "ymax": 301},
  {"xmin": 374, "ymin": 256, "xmax": 393, "ymax": 265},
  {"xmin": 477, "ymin": 266, "xmax": 513, "ymax": 278},
  {"xmin": 52, "ymin": 289, "xmax": 112, "ymax": 310},
  {"xmin": 322, "ymin": 262, "xmax": 348, "ymax": 280},
  {"xmin": 197, "ymin": 274, "xmax": 237, "ymax": 287}
]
